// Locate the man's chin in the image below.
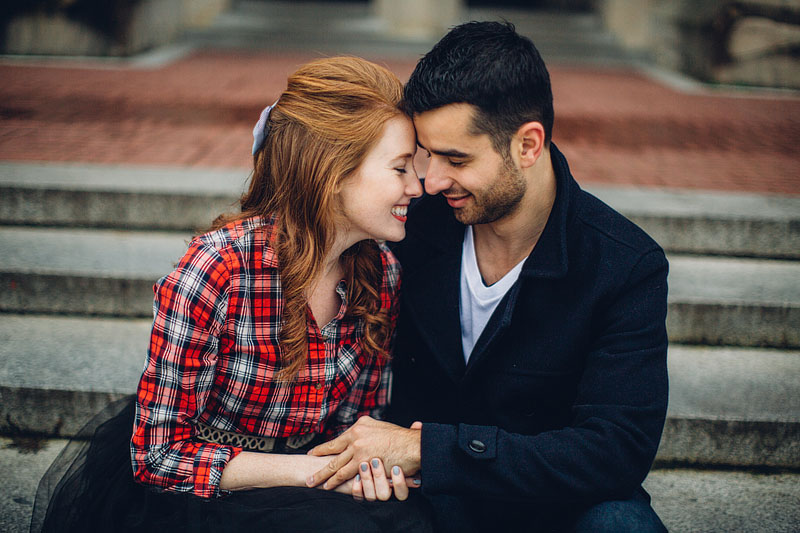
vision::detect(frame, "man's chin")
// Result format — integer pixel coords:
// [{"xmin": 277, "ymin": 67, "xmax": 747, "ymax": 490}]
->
[
  {"xmin": 453, "ymin": 206, "xmax": 499, "ymax": 226},
  {"xmin": 453, "ymin": 208, "xmax": 476, "ymax": 225}
]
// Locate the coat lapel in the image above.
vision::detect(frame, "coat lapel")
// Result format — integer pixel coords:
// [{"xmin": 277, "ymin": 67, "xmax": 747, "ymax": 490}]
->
[
  {"xmin": 402, "ymin": 250, "xmax": 466, "ymax": 382},
  {"xmin": 463, "ymin": 143, "xmax": 574, "ymax": 379},
  {"xmin": 399, "ymin": 194, "xmax": 467, "ymax": 383}
]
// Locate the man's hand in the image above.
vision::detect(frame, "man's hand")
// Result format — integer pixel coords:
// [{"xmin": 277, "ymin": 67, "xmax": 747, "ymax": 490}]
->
[{"xmin": 305, "ymin": 417, "xmax": 422, "ymax": 491}]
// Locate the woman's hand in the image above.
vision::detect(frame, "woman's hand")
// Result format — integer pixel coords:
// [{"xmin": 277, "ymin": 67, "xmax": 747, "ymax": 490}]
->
[{"xmin": 351, "ymin": 458, "xmax": 420, "ymax": 501}]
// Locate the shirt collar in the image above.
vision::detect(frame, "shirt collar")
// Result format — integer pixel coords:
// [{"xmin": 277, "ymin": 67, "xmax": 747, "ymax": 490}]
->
[{"xmin": 261, "ymin": 214, "xmax": 280, "ymax": 268}]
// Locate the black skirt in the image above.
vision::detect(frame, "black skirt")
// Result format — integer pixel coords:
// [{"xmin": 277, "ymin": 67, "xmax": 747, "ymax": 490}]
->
[{"xmin": 30, "ymin": 396, "xmax": 433, "ymax": 533}]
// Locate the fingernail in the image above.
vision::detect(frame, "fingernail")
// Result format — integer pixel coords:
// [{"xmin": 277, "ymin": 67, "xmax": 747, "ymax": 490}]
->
[
  {"xmin": 361, "ymin": 462, "xmax": 369, "ymax": 472},
  {"xmin": 413, "ymin": 478, "xmax": 421, "ymax": 485},
  {"xmin": 323, "ymin": 482, "xmax": 329, "ymax": 490},
  {"xmin": 355, "ymin": 474, "xmax": 361, "ymax": 482},
  {"xmin": 392, "ymin": 466, "xmax": 400, "ymax": 476},
  {"xmin": 371, "ymin": 458, "xmax": 379, "ymax": 469},
  {"xmin": 306, "ymin": 476, "xmax": 314, "ymax": 486}
]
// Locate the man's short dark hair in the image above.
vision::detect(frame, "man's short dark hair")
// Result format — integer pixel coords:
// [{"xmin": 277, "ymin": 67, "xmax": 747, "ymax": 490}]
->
[{"xmin": 404, "ymin": 21, "xmax": 554, "ymax": 155}]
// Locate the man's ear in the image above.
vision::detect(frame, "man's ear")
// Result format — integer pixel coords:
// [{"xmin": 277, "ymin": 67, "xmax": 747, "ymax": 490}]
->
[{"xmin": 513, "ymin": 122, "xmax": 546, "ymax": 169}]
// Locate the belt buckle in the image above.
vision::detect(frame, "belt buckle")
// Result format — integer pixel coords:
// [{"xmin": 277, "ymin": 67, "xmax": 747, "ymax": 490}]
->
[{"xmin": 285, "ymin": 433, "xmax": 315, "ymax": 449}]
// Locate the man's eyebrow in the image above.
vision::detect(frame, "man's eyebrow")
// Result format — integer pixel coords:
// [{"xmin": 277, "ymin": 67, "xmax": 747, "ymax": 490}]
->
[
  {"xmin": 416, "ymin": 142, "xmax": 470, "ymax": 159},
  {"xmin": 433, "ymin": 149, "xmax": 471, "ymax": 159}
]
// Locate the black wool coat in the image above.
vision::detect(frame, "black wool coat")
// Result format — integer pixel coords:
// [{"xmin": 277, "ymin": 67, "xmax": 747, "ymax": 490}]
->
[{"xmin": 387, "ymin": 144, "xmax": 669, "ymax": 530}]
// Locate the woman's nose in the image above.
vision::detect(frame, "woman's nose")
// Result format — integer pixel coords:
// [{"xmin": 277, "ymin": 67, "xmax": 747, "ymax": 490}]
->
[{"xmin": 405, "ymin": 169, "xmax": 423, "ymax": 198}]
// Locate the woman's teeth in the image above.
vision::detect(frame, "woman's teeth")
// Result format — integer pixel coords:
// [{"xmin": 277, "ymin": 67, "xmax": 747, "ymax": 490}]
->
[{"xmin": 391, "ymin": 206, "xmax": 407, "ymax": 217}]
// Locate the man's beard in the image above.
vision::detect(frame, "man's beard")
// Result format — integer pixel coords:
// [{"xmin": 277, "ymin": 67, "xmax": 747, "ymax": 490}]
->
[{"xmin": 453, "ymin": 155, "xmax": 526, "ymax": 225}]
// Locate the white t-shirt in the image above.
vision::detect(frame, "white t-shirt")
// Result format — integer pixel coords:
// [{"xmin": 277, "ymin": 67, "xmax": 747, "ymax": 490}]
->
[{"xmin": 460, "ymin": 225, "xmax": 526, "ymax": 362}]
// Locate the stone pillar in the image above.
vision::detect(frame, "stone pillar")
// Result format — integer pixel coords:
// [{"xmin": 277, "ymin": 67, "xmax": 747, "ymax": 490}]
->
[
  {"xmin": 599, "ymin": 0, "xmax": 655, "ymax": 51},
  {"xmin": 2, "ymin": 0, "xmax": 231, "ymax": 56},
  {"xmin": 181, "ymin": 0, "xmax": 232, "ymax": 28},
  {"xmin": 373, "ymin": 0, "xmax": 464, "ymax": 40}
]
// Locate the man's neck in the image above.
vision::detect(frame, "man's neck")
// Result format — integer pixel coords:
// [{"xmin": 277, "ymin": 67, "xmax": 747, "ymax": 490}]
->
[{"xmin": 471, "ymin": 150, "xmax": 557, "ymax": 285}]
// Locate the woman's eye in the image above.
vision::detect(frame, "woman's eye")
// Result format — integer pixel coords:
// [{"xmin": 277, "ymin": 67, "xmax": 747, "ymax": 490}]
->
[{"xmin": 395, "ymin": 168, "xmax": 407, "ymax": 174}]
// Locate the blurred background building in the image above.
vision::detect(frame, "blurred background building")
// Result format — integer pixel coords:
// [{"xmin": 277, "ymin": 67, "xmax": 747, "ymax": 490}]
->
[{"xmin": 2, "ymin": 0, "xmax": 799, "ymax": 88}]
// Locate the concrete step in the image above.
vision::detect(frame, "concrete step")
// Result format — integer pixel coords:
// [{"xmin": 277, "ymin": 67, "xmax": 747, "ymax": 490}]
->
[
  {"xmin": 0, "ymin": 314, "xmax": 148, "ymax": 436},
  {"xmin": 660, "ymin": 345, "xmax": 799, "ymax": 469},
  {"xmin": 1, "ymin": 314, "xmax": 797, "ymax": 468},
  {"xmin": 0, "ymin": 227, "xmax": 187, "ymax": 317},
  {"xmin": 0, "ymin": 162, "xmax": 246, "ymax": 232},
  {"xmin": 2, "ymin": 226, "xmax": 798, "ymax": 347},
  {"xmin": 2, "ymin": 438, "xmax": 798, "ymax": 533},
  {"xmin": 642, "ymin": 468, "xmax": 800, "ymax": 533},
  {"xmin": 0, "ymin": 437, "xmax": 67, "ymax": 533},
  {"xmin": 584, "ymin": 185, "xmax": 800, "ymax": 260},
  {"xmin": 3, "ymin": 162, "xmax": 798, "ymax": 258},
  {"xmin": 666, "ymin": 255, "xmax": 800, "ymax": 348}
]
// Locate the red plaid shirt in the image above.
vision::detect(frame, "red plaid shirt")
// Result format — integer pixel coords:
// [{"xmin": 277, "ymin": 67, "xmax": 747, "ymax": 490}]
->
[{"xmin": 131, "ymin": 216, "xmax": 398, "ymax": 498}]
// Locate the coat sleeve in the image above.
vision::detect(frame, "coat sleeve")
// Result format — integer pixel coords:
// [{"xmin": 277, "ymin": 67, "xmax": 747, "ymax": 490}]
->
[
  {"xmin": 131, "ymin": 240, "xmax": 242, "ymax": 499},
  {"xmin": 419, "ymin": 249, "xmax": 669, "ymax": 503}
]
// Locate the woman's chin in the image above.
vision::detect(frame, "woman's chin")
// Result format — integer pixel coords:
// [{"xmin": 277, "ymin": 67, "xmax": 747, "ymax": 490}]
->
[{"xmin": 380, "ymin": 228, "xmax": 406, "ymax": 243}]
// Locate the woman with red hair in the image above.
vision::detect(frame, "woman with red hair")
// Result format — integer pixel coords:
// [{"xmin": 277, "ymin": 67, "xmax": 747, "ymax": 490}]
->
[{"xmin": 33, "ymin": 56, "xmax": 431, "ymax": 532}]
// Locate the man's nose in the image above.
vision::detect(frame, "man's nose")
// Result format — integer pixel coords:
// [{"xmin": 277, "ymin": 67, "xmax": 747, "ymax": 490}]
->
[{"xmin": 423, "ymin": 158, "xmax": 450, "ymax": 196}]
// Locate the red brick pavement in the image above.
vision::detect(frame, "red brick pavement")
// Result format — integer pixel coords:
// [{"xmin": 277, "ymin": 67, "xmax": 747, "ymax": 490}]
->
[{"xmin": 1, "ymin": 51, "xmax": 798, "ymax": 194}]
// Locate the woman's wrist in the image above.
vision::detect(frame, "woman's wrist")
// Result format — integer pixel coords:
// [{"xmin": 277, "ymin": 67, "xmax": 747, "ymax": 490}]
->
[{"xmin": 221, "ymin": 451, "xmax": 334, "ymax": 491}]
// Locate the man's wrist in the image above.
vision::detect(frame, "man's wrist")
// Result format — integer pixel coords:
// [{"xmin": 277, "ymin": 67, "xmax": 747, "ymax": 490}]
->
[{"xmin": 407, "ymin": 427, "xmax": 423, "ymax": 473}]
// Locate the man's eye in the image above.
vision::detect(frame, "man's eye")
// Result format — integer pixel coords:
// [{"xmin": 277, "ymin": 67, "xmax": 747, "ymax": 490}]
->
[
  {"xmin": 449, "ymin": 160, "xmax": 464, "ymax": 167},
  {"xmin": 395, "ymin": 168, "xmax": 407, "ymax": 174}
]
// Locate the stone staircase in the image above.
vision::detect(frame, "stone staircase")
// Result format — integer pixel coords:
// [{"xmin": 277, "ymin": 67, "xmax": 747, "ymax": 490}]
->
[
  {"xmin": 1, "ymin": 160, "xmax": 798, "ymax": 465},
  {"xmin": 1, "ymin": 165, "xmax": 799, "ymax": 532}
]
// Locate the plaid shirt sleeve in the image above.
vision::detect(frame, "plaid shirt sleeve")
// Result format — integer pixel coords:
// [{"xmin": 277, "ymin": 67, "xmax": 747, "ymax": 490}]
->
[
  {"xmin": 131, "ymin": 239, "xmax": 241, "ymax": 499},
  {"xmin": 327, "ymin": 243, "xmax": 401, "ymax": 435}
]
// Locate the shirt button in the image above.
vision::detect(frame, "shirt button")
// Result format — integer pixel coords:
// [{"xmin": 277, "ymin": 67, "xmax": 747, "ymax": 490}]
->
[
  {"xmin": 314, "ymin": 382, "xmax": 323, "ymax": 391},
  {"xmin": 469, "ymin": 439, "xmax": 486, "ymax": 453}
]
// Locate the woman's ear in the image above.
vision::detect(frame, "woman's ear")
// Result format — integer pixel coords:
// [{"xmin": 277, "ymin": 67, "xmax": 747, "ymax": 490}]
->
[
  {"xmin": 332, "ymin": 176, "xmax": 345, "ymax": 195},
  {"xmin": 514, "ymin": 121, "xmax": 546, "ymax": 169}
]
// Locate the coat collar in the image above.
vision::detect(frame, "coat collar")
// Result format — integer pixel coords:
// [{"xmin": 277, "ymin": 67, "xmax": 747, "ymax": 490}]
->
[{"xmin": 519, "ymin": 142, "xmax": 574, "ymax": 280}]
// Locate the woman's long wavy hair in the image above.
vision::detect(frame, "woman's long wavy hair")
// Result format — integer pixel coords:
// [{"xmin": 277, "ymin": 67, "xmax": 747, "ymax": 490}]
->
[{"xmin": 212, "ymin": 57, "xmax": 405, "ymax": 381}]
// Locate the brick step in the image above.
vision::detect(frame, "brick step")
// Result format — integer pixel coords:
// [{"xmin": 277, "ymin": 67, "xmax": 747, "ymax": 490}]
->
[
  {"xmin": 3, "ymin": 162, "xmax": 798, "ymax": 258},
  {"xmin": 2, "ymin": 439, "xmax": 798, "ymax": 533},
  {"xmin": 2, "ymin": 226, "xmax": 798, "ymax": 348},
  {"xmin": 0, "ymin": 314, "xmax": 797, "ymax": 470}
]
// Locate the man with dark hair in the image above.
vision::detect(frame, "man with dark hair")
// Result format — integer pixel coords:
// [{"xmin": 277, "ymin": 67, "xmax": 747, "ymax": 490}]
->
[{"xmin": 308, "ymin": 21, "xmax": 669, "ymax": 532}]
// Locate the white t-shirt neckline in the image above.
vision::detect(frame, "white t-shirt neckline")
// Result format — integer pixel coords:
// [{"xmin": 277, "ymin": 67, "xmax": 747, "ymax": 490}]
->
[{"xmin": 460, "ymin": 225, "xmax": 526, "ymax": 362}]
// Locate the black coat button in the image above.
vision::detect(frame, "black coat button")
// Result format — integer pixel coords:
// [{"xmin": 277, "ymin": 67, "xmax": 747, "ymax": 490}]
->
[{"xmin": 469, "ymin": 439, "xmax": 486, "ymax": 453}]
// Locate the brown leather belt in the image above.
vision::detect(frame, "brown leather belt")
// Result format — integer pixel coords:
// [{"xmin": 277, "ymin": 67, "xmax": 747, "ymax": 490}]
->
[{"xmin": 194, "ymin": 421, "xmax": 317, "ymax": 453}]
